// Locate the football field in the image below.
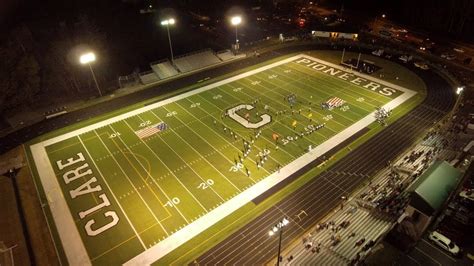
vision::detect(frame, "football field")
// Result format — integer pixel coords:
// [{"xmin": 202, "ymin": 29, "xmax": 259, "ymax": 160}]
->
[{"xmin": 29, "ymin": 54, "xmax": 416, "ymax": 265}]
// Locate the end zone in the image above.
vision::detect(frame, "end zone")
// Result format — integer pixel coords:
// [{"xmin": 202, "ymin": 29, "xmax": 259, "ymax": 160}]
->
[{"xmin": 29, "ymin": 54, "xmax": 416, "ymax": 265}]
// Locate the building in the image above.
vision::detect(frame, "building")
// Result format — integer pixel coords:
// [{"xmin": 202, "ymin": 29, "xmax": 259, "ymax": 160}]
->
[{"xmin": 399, "ymin": 161, "xmax": 462, "ymax": 239}]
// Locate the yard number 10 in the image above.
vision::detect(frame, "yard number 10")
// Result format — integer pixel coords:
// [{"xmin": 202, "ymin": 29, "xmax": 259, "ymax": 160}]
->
[{"xmin": 164, "ymin": 197, "xmax": 180, "ymax": 208}]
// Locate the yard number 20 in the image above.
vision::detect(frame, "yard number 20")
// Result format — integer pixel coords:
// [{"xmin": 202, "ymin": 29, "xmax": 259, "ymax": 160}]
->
[{"xmin": 197, "ymin": 179, "xmax": 214, "ymax": 189}]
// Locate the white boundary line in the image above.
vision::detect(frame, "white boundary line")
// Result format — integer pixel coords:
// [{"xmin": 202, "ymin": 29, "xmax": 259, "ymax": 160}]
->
[
  {"xmin": 30, "ymin": 143, "xmax": 91, "ymax": 266},
  {"xmin": 77, "ymin": 136, "xmax": 147, "ymax": 249},
  {"xmin": 29, "ymin": 54, "xmax": 416, "ymax": 265}
]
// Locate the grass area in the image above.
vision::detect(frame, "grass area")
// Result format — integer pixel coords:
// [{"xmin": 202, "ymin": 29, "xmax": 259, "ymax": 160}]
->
[
  {"xmin": 25, "ymin": 51, "xmax": 427, "ymax": 265},
  {"xmin": 158, "ymin": 51, "xmax": 427, "ymax": 265}
]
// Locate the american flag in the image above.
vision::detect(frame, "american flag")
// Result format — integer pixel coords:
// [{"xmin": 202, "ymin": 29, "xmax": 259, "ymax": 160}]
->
[
  {"xmin": 326, "ymin": 97, "xmax": 346, "ymax": 108},
  {"xmin": 135, "ymin": 122, "xmax": 168, "ymax": 139}
]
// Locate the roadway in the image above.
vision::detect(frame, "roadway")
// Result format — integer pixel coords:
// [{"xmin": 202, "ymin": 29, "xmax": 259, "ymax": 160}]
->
[
  {"xmin": 193, "ymin": 59, "xmax": 455, "ymax": 264},
  {"xmin": 400, "ymin": 237, "xmax": 463, "ymax": 266}
]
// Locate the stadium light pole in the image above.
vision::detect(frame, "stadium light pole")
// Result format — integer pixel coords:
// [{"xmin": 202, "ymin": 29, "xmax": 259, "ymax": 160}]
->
[
  {"xmin": 268, "ymin": 217, "xmax": 290, "ymax": 266},
  {"xmin": 79, "ymin": 52, "xmax": 102, "ymax": 97},
  {"xmin": 161, "ymin": 18, "xmax": 175, "ymax": 63},
  {"xmin": 230, "ymin": 16, "xmax": 242, "ymax": 46}
]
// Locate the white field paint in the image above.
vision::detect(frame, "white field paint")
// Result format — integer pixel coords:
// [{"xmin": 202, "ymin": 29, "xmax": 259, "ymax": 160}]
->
[{"xmin": 30, "ymin": 54, "xmax": 416, "ymax": 265}]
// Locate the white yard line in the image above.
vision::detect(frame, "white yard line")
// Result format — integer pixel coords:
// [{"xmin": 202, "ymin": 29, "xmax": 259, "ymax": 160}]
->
[
  {"xmin": 284, "ymin": 64, "xmax": 388, "ymax": 108},
  {"xmin": 111, "ymin": 122, "xmax": 191, "ymax": 224},
  {"xmin": 78, "ymin": 136, "xmax": 147, "ymax": 249},
  {"xmin": 30, "ymin": 143, "xmax": 91, "ymax": 266},
  {"xmin": 240, "ymin": 75, "xmax": 360, "ymax": 128},
  {"xmin": 137, "ymin": 114, "xmax": 226, "ymax": 203},
  {"xmin": 194, "ymin": 94, "xmax": 276, "ymax": 176},
  {"xmin": 121, "ymin": 120, "xmax": 209, "ymax": 213},
  {"xmin": 94, "ymin": 130, "xmax": 169, "ymax": 236},
  {"xmin": 29, "ymin": 54, "xmax": 416, "ymax": 265},
  {"xmin": 125, "ymin": 88, "xmax": 416, "ymax": 265},
  {"xmin": 266, "ymin": 66, "xmax": 377, "ymax": 115},
  {"xmin": 33, "ymin": 54, "xmax": 306, "ymax": 148},
  {"xmin": 149, "ymin": 109, "xmax": 242, "ymax": 192},
  {"xmin": 23, "ymin": 145, "xmax": 63, "ymax": 265}
]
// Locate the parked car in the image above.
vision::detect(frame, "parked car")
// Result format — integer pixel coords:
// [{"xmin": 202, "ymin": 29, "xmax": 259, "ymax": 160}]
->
[
  {"xmin": 441, "ymin": 53, "xmax": 456, "ymax": 60},
  {"xmin": 428, "ymin": 231, "xmax": 461, "ymax": 257},
  {"xmin": 372, "ymin": 49, "xmax": 384, "ymax": 56},
  {"xmin": 379, "ymin": 30, "xmax": 392, "ymax": 38},
  {"xmin": 399, "ymin": 54, "xmax": 413, "ymax": 63},
  {"xmin": 459, "ymin": 189, "xmax": 474, "ymax": 202},
  {"xmin": 414, "ymin": 61, "xmax": 429, "ymax": 70}
]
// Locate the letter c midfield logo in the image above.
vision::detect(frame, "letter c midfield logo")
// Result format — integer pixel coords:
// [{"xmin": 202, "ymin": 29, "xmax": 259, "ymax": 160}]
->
[{"xmin": 227, "ymin": 104, "xmax": 271, "ymax": 129}]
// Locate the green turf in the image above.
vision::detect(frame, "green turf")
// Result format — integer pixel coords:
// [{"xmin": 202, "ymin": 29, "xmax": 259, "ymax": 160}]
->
[
  {"xmin": 156, "ymin": 51, "xmax": 427, "ymax": 265},
  {"xmin": 28, "ymin": 52, "xmax": 424, "ymax": 265}
]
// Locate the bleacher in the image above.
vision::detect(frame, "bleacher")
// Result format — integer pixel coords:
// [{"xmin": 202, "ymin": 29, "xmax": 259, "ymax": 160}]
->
[
  {"xmin": 135, "ymin": 48, "xmax": 244, "ymax": 87},
  {"xmin": 150, "ymin": 59, "xmax": 179, "ymax": 79},
  {"xmin": 216, "ymin": 50, "xmax": 236, "ymax": 61},
  {"xmin": 139, "ymin": 71, "xmax": 160, "ymax": 85},
  {"xmin": 173, "ymin": 49, "xmax": 221, "ymax": 73}
]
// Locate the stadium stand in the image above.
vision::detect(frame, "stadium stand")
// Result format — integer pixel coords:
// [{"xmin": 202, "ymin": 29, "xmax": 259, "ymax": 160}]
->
[
  {"xmin": 173, "ymin": 49, "xmax": 221, "ymax": 73},
  {"xmin": 150, "ymin": 59, "xmax": 179, "ymax": 79},
  {"xmin": 139, "ymin": 71, "xmax": 160, "ymax": 84},
  {"xmin": 216, "ymin": 50, "xmax": 237, "ymax": 61}
]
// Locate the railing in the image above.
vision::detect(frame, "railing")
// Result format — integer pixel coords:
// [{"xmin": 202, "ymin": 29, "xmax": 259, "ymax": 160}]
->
[
  {"xmin": 173, "ymin": 48, "xmax": 214, "ymax": 60},
  {"xmin": 149, "ymin": 58, "xmax": 171, "ymax": 66}
]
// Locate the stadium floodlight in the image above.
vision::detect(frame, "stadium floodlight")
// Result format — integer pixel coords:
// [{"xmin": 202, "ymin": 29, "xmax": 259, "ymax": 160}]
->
[
  {"xmin": 230, "ymin": 16, "xmax": 242, "ymax": 45},
  {"xmin": 79, "ymin": 52, "xmax": 102, "ymax": 97},
  {"xmin": 268, "ymin": 217, "xmax": 290, "ymax": 266},
  {"xmin": 161, "ymin": 18, "xmax": 176, "ymax": 62},
  {"xmin": 231, "ymin": 16, "xmax": 241, "ymax": 26},
  {"xmin": 382, "ymin": 14, "xmax": 386, "ymax": 18},
  {"xmin": 456, "ymin": 86, "xmax": 464, "ymax": 95},
  {"xmin": 80, "ymin": 52, "xmax": 96, "ymax": 64},
  {"xmin": 161, "ymin": 18, "xmax": 175, "ymax": 26}
]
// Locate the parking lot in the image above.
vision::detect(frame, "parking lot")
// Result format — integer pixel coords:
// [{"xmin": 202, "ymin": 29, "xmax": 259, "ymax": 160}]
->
[{"xmin": 400, "ymin": 237, "xmax": 467, "ymax": 266}]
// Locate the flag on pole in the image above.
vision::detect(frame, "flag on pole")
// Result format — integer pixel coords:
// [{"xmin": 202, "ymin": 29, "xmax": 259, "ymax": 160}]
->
[
  {"xmin": 272, "ymin": 133, "xmax": 279, "ymax": 141},
  {"xmin": 292, "ymin": 120, "xmax": 297, "ymax": 127}
]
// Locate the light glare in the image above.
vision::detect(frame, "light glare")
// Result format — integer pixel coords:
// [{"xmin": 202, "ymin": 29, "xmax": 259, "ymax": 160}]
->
[
  {"xmin": 231, "ymin": 16, "xmax": 242, "ymax": 25},
  {"xmin": 161, "ymin": 18, "xmax": 175, "ymax": 26},
  {"xmin": 80, "ymin": 52, "xmax": 96, "ymax": 64}
]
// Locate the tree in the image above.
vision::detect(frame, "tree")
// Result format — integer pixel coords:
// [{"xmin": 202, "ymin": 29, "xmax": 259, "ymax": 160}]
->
[{"xmin": 0, "ymin": 31, "xmax": 40, "ymax": 114}]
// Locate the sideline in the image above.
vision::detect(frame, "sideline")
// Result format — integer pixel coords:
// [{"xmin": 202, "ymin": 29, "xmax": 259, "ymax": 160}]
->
[{"xmin": 30, "ymin": 54, "xmax": 416, "ymax": 265}]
